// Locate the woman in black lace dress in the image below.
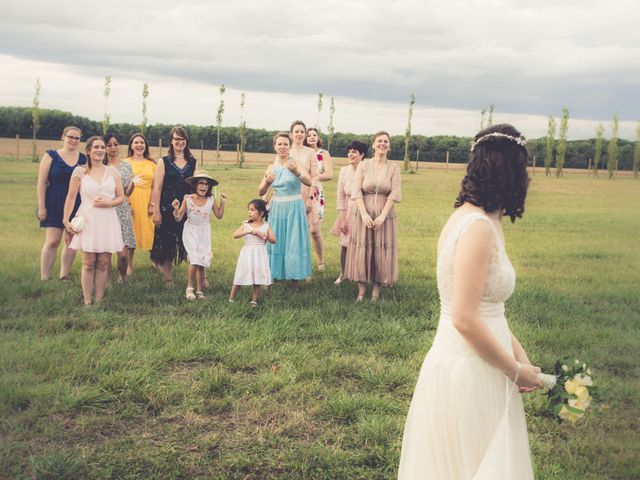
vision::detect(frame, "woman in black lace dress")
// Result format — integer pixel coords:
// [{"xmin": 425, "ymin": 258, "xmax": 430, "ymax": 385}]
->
[{"xmin": 150, "ymin": 126, "xmax": 197, "ymax": 284}]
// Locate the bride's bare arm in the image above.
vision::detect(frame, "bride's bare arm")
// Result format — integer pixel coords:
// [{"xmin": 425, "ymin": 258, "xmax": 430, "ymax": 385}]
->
[
  {"xmin": 511, "ymin": 334, "xmax": 532, "ymax": 365},
  {"xmin": 452, "ymin": 220, "xmax": 542, "ymax": 389}
]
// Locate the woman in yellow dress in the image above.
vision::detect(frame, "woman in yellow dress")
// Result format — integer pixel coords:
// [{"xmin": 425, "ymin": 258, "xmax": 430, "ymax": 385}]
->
[{"xmin": 125, "ymin": 132, "xmax": 156, "ymax": 275}]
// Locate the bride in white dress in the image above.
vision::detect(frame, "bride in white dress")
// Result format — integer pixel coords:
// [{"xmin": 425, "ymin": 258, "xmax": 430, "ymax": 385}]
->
[{"xmin": 398, "ymin": 124, "xmax": 543, "ymax": 480}]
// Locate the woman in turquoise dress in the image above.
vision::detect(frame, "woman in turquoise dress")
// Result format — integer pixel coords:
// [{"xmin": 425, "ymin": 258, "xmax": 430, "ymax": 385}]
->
[{"xmin": 258, "ymin": 132, "xmax": 312, "ymax": 287}]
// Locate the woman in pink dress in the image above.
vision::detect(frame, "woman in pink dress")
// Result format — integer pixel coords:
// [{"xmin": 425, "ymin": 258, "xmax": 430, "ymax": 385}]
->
[
  {"xmin": 331, "ymin": 140, "xmax": 367, "ymax": 285},
  {"xmin": 63, "ymin": 136, "xmax": 125, "ymax": 305}
]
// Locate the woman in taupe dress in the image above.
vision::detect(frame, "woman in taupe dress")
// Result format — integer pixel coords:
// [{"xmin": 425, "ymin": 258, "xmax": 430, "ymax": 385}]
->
[{"xmin": 345, "ymin": 131, "xmax": 401, "ymax": 302}]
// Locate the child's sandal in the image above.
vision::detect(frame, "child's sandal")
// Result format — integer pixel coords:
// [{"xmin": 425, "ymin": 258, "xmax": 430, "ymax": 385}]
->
[
  {"xmin": 185, "ymin": 287, "xmax": 196, "ymax": 301},
  {"xmin": 196, "ymin": 291, "xmax": 206, "ymax": 300}
]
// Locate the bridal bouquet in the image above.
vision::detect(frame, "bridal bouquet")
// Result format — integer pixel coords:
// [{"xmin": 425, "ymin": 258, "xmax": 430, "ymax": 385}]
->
[{"xmin": 539, "ymin": 359, "xmax": 594, "ymax": 422}]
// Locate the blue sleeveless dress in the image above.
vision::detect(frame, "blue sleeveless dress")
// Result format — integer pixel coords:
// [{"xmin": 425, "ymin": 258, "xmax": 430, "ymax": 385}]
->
[
  {"xmin": 40, "ymin": 150, "xmax": 87, "ymax": 228},
  {"xmin": 267, "ymin": 166, "xmax": 312, "ymax": 280}
]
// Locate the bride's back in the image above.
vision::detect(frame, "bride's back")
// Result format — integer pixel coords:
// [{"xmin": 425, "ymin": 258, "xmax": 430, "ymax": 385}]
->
[{"xmin": 436, "ymin": 207, "xmax": 516, "ymax": 307}]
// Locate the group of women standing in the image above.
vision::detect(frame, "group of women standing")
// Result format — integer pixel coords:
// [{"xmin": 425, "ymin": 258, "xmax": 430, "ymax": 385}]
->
[
  {"xmin": 258, "ymin": 122, "xmax": 401, "ymax": 301},
  {"xmin": 36, "ymin": 122, "xmax": 402, "ymax": 303},
  {"xmin": 37, "ymin": 126, "xmax": 203, "ymax": 304},
  {"xmin": 36, "ymin": 121, "xmax": 544, "ymax": 477}
]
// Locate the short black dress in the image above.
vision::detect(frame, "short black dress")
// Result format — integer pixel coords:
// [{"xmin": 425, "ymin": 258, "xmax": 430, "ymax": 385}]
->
[
  {"xmin": 150, "ymin": 155, "xmax": 196, "ymax": 264},
  {"xmin": 40, "ymin": 150, "xmax": 87, "ymax": 228}
]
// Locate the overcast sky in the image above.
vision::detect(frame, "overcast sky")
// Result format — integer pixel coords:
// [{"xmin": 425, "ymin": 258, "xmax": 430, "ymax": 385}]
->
[{"xmin": 1, "ymin": 0, "xmax": 638, "ymax": 140}]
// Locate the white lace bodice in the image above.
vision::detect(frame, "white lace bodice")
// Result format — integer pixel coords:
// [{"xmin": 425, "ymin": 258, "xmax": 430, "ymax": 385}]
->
[{"xmin": 437, "ymin": 212, "xmax": 516, "ymax": 311}]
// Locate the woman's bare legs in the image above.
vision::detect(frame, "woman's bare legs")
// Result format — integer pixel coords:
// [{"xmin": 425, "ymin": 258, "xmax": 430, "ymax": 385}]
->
[
  {"xmin": 59, "ymin": 230, "xmax": 77, "ymax": 279},
  {"xmin": 116, "ymin": 248, "xmax": 129, "ymax": 282},
  {"xmin": 336, "ymin": 246, "xmax": 347, "ymax": 284},
  {"xmin": 40, "ymin": 227, "xmax": 63, "ymax": 280},
  {"xmin": 356, "ymin": 282, "xmax": 367, "ymax": 302},
  {"xmin": 310, "ymin": 222, "xmax": 325, "ymax": 270},
  {"xmin": 157, "ymin": 258, "xmax": 173, "ymax": 283},
  {"xmin": 127, "ymin": 248, "xmax": 135, "ymax": 275},
  {"xmin": 94, "ymin": 253, "xmax": 111, "ymax": 303},
  {"xmin": 81, "ymin": 252, "xmax": 97, "ymax": 305},
  {"xmin": 371, "ymin": 282, "xmax": 381, "ymax": 302}
]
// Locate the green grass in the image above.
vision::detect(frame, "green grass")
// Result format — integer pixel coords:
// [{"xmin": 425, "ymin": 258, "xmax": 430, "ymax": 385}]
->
[{"xmin": 0, "ymin": 159, "xmax": 639, "ymax": 479}]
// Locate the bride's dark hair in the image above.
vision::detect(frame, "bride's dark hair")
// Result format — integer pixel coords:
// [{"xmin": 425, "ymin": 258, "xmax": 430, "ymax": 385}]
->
[{"xmin": 454, "ymin": 123, "xmax": 530, "ymax": 223}]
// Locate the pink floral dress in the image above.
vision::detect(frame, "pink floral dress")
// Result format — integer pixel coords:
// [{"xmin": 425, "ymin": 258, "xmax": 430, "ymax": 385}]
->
[{"xmin": 182, "ymin": 195, "xmax": 214, "ymax": 267}]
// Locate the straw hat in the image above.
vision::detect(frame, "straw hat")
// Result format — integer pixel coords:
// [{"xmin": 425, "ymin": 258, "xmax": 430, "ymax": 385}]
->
[{"xmin": 185, "ymin": 169, "xmax": 219, "ymax": 187}]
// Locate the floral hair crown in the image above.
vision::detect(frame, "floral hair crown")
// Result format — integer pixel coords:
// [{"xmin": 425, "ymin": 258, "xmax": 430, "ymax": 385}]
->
[{"xmin": 470, "ymin": 132, "xmax": 527, "ymax": 152}]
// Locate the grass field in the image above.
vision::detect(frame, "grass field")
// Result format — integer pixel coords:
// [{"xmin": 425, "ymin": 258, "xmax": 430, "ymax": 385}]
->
[{"xmin": 0, "ymin": 153, "xmax": 639, "ymax": 479}]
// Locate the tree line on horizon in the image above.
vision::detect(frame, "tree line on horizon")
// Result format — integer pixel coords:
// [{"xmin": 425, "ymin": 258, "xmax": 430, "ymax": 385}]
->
[{"xmin": 0, "ymin": 105, "xmax": 637, "ymax": 171}]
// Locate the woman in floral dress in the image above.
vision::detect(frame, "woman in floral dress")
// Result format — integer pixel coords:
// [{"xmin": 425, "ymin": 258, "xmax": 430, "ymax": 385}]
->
[{"xmin": 104, "ymin": 133, "xmax": 136, "ymax": 282}]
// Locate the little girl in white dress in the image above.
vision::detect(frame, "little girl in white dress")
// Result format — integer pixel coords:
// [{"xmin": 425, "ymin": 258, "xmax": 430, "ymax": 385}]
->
[
  {"xmin": 172, "ymin": 170, "xmax": 225, "ymax": 300},
  {"xmin": 229, "ymin": 199, "xmax": 275, "ymax": 306}
]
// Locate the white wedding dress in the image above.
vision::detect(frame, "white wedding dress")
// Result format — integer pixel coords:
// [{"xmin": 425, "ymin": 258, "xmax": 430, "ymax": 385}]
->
[{"xmin": 398, "ymin": 211, "xmax": 534, "ymax": 479}]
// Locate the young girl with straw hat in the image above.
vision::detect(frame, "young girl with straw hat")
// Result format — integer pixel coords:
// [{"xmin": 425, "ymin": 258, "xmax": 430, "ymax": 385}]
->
[{"xmin": 172, "ymin": 169, "xmax": 226, "ymax": 300}]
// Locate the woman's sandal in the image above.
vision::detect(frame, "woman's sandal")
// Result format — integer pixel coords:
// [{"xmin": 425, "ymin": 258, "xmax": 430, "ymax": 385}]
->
[
  {"xmin": 250, "ymin": 300, "xmax": 258, "ymax": 308},
  {"xmin": 334, "ymin": 276, "xmax": 343, "ymax": 285},
  {"xmin": 196, "ymin": 291, "xmax": 206, "ymax": 300},
  {"xmin": 185, "ymin": 287, "xmax": 196, "ymax": 301}
]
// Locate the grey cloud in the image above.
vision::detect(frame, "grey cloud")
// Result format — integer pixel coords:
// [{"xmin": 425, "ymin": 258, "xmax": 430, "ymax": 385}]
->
[{"xmin": 1, "ymin": 0, "xmax": 639, "ymax": 121}]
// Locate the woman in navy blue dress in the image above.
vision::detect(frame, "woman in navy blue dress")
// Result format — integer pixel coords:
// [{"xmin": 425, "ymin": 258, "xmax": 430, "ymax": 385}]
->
[
  {"xmin": 150, "ymin": 126, "xmax": 196, "ymax": 285},
  {"xmin": 36, "ymin": 126, "xmax": 87, "ymax": 280}
]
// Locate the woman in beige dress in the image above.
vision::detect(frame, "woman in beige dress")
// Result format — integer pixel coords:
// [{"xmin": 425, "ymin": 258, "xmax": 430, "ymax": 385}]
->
[
  {"xmin": 289, "ymin": 121, "xmax": 322, "ymax": 271},
  {"xmin": 331, "ymin": 140, "xmax": 367, "ymax": 285},
  {"xmin": 345, "ymin": 131, "xmax": 400, "ymax": 301}
]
